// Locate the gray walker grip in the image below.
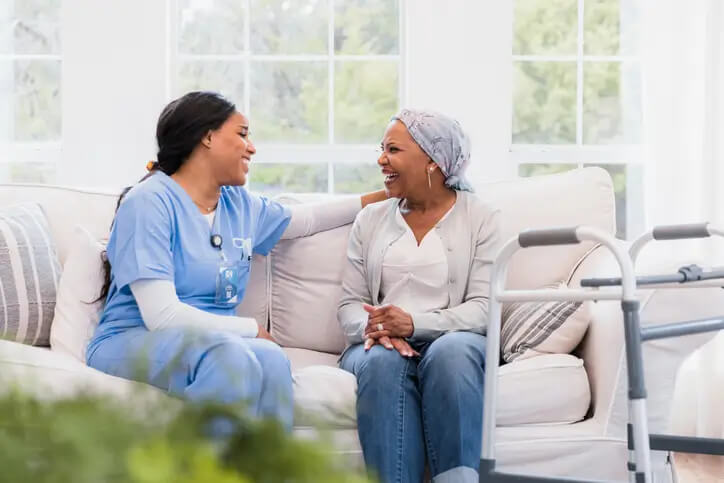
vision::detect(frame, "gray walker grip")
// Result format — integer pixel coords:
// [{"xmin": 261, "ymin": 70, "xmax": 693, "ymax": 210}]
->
[
  {"xmin": 652, "ymin": 223, "xmax": 710, "ymax": 240},
  {"xmin": 518, "ymin": 227, "xmax": 581, "ymax": 248}
]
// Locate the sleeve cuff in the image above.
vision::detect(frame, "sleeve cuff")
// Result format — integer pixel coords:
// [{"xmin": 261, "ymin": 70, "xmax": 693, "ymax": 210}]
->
[
  {"xmin": 411, "ymin": 312, "xmax": 440, "ymax": 341},
  {"xmin": 232, "ymin": 317, "xmax": 260, "ymax": 338}
]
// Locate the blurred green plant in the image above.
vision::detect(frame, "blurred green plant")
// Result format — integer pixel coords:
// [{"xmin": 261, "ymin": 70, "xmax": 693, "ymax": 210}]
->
[{"xmin": 0, "ymin": 390, "xmax": 372, "ymax": 483}]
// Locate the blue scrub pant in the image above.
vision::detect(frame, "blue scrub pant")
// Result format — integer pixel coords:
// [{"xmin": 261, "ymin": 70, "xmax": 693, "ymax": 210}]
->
[{"xmin": 87, "ymin": 327, "xmax": 293, "ymax": 430}]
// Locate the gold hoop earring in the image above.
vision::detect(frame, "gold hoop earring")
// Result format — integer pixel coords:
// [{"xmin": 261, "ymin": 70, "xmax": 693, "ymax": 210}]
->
[{"xmin": 427, "ymin": 169, "xmax": 432, "ymax": 189}]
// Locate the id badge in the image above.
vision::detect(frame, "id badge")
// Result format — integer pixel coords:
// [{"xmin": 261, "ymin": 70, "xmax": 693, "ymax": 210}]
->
[{"xmin": 215, "ymin": 260, "xmax": 244, "ymax": 305}]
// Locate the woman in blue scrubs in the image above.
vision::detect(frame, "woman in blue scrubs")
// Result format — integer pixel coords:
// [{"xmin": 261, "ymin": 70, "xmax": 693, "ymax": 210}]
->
[{"xmin": 86, "ymin": 91, "xmax": 386, "ymax": 430}]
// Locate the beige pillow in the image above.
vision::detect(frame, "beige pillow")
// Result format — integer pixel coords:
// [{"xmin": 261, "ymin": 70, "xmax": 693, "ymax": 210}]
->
[{"xmin": 501, "ymin": 283, "xmax": 592, "ymax": 362}]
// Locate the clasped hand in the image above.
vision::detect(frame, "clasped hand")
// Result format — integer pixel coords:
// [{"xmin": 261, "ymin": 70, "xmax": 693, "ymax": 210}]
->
[{"xmin": 362, "ymin": 304, "xmax": 418, "ymax": 358}]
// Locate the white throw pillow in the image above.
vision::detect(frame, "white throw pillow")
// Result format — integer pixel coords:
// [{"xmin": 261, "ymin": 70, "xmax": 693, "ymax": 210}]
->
[{"xmin": 50, "ymin": 226, "xmax": 105, "ymax": 362}]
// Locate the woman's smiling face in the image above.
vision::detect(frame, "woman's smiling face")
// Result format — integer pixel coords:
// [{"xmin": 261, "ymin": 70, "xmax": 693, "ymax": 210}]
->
[{"xmin": 378, "ymin": 120, "xmax": 435, "ymax": 199}]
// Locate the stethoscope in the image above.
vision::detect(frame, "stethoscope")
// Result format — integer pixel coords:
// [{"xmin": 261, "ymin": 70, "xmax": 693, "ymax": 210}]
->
[
  {"xmin": 209, "ymin": 209, "xmax": 227, "ymax": 261},
  {"xmin": 208, "ymin": 211, "xmax": 251, "ymax": 262}
]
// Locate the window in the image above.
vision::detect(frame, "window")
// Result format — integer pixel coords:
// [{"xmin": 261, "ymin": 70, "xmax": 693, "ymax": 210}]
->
[
  {"xmin": 0, "ymin": 0, "xmax": 62, "ymax": 184},
  {"xmin": 511, "ymin": 0, "xmax": 642, "ymax": 238},
  {"xmin": 171, "ymin": 0, "xmax": 403, "ymax": 195}
]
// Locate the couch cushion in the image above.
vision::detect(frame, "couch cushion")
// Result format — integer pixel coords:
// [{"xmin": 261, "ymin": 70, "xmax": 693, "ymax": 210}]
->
[
  {"xmin": 286, "ymin": 348, "xmax": 590, "ymax": 429},
  {"xmin": 0, "ymin": 202, "xmax": 62, "ymax": 346},
  {"xmin": 270, "ymin": 207, "xmax": 350, "ymax": 353},
  {"xmin": 0, "ymin": 339, "xmax": 165, "ymax": 401},
  {"xmin": 476, "ymin": 167, "xmax": 615, "ymax": 290}
]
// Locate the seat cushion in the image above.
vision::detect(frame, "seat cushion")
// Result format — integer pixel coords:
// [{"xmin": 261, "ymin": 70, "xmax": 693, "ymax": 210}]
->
[
  {"xmin": 286, "ymin": 348, "xmax": 591, "ymax": 429},
  {"xmin": 0, "ymin": 339, "xmax": 166, "ymax": 402}
]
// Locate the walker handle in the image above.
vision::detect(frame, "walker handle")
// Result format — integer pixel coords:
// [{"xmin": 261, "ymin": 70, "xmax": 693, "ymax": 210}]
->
[
  {"xmin": 652, "ymin": 223, "xmax": 710, "ymax": 240},
  {"xmin": 518, "ymin": 227, "xmax": 581, "ymax": 248}
]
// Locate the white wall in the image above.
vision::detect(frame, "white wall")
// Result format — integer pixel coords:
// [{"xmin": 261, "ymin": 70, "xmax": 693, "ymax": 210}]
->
[
  {"xmin": 405, "ymin": 0, "xmax": 513, "ymax": 185},
  {"xmin": 59, "ymin": 0, "xmax": 169, "ymax": 189}
]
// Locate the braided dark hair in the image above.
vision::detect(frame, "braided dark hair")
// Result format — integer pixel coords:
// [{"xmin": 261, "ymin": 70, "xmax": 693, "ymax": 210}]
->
[{"xmin": 96, "ymin": 91, "xmax": 236, "ymax": 302}]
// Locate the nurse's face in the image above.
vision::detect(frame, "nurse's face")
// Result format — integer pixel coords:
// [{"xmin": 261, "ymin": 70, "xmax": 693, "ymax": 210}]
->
[{"xmin": 208, "ymin": 111, "xmax": 256, "ymax": 186}]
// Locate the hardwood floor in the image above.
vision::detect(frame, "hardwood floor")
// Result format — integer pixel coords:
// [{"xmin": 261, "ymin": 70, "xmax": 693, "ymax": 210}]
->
[{"xmin": 672, "ymin": 453, "xmax": 724, "ymax": 482}]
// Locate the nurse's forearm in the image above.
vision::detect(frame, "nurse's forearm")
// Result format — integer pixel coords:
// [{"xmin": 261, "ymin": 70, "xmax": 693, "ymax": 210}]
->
[
  {"xmin": 360, "ymin": 190, "xmax": 388, "ymax": 208},
  {"xmin": 282, "ymin": 197, "xmax": 362, "ymax": 239},
  {"xmin": 130, "ymin": 280, "xmax": 259, "ymax": 337}
]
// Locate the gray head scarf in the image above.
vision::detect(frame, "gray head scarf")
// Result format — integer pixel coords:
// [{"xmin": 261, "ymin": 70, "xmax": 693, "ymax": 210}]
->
[{"xmin": 391, "ymin": 108, "xmax": 473, "ymax": 192}]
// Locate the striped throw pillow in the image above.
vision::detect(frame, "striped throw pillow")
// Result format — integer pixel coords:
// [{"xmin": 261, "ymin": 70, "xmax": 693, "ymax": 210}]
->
[
  {"xmin": 0, "ymin": 203, "xmax": 61, "ymax": 346},
  {"xmin": 501, "ymin": 282, "xmax": 591, "ymax": 362}
]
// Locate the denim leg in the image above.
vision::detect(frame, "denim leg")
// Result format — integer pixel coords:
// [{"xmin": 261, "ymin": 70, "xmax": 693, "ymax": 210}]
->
[
  {"xmin": 340, "ymin": 344, "xmax": 425, "ymax": 483},
  {"xmin": 87, "ymin": 327, "xmax": 265, "ymax": 415},
  {"xmin": 244, "ymin": 338, "xmax": 294, "ymax": 431},
  {"xmin": 417, "ymin": 332, "xmax": 486, "ymax": 483}
]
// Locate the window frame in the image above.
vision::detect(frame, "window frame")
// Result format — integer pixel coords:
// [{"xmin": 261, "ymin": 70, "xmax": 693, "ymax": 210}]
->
[
  {"xmin": 510, "ymin": 0, "xmax": 644, "ymax": 238},
  {"xmin": 167, "ymin": 0, "xmax": 407, "ymax": 194},
  {"xmin": 0, "ymin": 41, "xmax": 62, "ymax": 180}
]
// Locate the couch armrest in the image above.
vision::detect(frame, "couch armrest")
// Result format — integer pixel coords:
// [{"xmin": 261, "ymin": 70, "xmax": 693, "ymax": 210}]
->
[{"xmin": 570, "ymin": 243, "xmax": 724, "ymax": 439}]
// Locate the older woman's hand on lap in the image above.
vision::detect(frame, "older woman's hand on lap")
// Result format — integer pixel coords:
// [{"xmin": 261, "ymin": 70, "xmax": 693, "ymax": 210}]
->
[
  {"xmin": 362, "ymin": 304, "xmax": 419, "ymax": 358},
  {"xmin": 362, "ymin": 303, "xmax": 414, "ymax": 339}
]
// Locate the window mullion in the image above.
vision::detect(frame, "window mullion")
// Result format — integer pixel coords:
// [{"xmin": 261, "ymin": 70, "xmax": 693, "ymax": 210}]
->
[
  {"xmin": 327, "ymin": 0, "xmax": 335, "ymax": 194},
  {"xmin": 576, "ymin": 0, "xmax": 584, "ymax": 151}
]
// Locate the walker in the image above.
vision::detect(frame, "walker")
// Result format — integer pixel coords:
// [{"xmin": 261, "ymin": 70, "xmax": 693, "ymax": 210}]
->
[{"xmin": 478, "ymin": 223, "xmax": 724, "ymax": 483}]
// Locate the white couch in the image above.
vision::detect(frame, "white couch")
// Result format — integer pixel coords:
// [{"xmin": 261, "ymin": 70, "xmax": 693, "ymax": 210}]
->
[{"xmin": 1, "ymin": 167, "xmax": 722, "ymax": 481}]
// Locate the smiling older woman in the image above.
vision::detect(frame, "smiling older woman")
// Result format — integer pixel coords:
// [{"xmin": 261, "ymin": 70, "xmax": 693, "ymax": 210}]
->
[{"xmin": 337, "ymin": 109, "xmax": 502, "ymax": 483}]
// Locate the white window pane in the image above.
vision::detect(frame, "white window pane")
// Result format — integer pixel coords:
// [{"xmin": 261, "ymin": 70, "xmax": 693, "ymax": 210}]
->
[
  {"xmin": 178, "ymin": 0, "xmax": 246, "ymax": 54},
  {"xmin": 513, "ymin": 61, "xmax": 576, "ymax": 144},
  {"xmin": 334, "ymin": 163, "xmax": 381, "ymax": 194},
  {"xmin": 0, "ymin": 0, "xmax": 61, "ymax": 55},
  {"xmin": 250, "ymin": 0, "xmax": 327, "ymax": 54},
  {"xmin": 250, "ymin": 61, "xmax": 328, "ymax": 143},
  {"xmin": 584, "ymin": 0, "xmax": 640, "ymax": 56},
  {"xmin": 583, "ymin": 62, "xmax": 641, "ymax": 144},
  {"xmin": 176, "ymin": 60, "xmax": 245, "ymax": 105},
  {"xmin": 513, "ymin": 0, "xmax": 577, "ymax": 55},
  {"xmin": 14, "ymin": 59, "xmax": 61, "ymax": 142},
  {"xmin": 334, "ymin": 0, "xmax": 399, "ymax": 55},
  {"xmin": 334, "ymin": 61, "xmax": 398, "ymax": 144},
  {"xmin": 249, "ymin": 162, "xmax": 327, "ymax": 195}
]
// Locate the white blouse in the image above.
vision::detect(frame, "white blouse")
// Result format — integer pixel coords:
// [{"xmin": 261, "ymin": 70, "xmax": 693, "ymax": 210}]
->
[{"xmin": 379, "ymin": 207, "xmax": 451, "ymax": 314}]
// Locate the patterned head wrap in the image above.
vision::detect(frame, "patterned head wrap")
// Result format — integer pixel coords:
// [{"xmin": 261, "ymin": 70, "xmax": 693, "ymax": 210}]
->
[{"xmin": 391, "ymin": 108, "xmax": 473, "ymax": 192}]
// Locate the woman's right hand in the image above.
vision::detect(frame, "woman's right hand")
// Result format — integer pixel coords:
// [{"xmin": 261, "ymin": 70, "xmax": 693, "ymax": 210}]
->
[
  {"xmin": 256, "ymin": 324, "xmax": 277, "ymax": 343},
  {"xmin": 364, "ymin": 336, "xmax": 419, "ymax": 358}
]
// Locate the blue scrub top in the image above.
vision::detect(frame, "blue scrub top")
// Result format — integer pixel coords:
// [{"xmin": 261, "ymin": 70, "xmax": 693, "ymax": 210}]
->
[{"xmin": 89, "ymin": 172, "xmax": 291, "ymax": 346}]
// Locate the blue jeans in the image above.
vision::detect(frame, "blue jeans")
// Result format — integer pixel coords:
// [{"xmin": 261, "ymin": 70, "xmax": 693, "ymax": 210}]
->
[
  {"xmin": 340, "ymin": 331, "xmax": 486, "ymax": 483},
  {"xmin": 87, "ymin": 327, "xmax": 293, "ymax": 430}
]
